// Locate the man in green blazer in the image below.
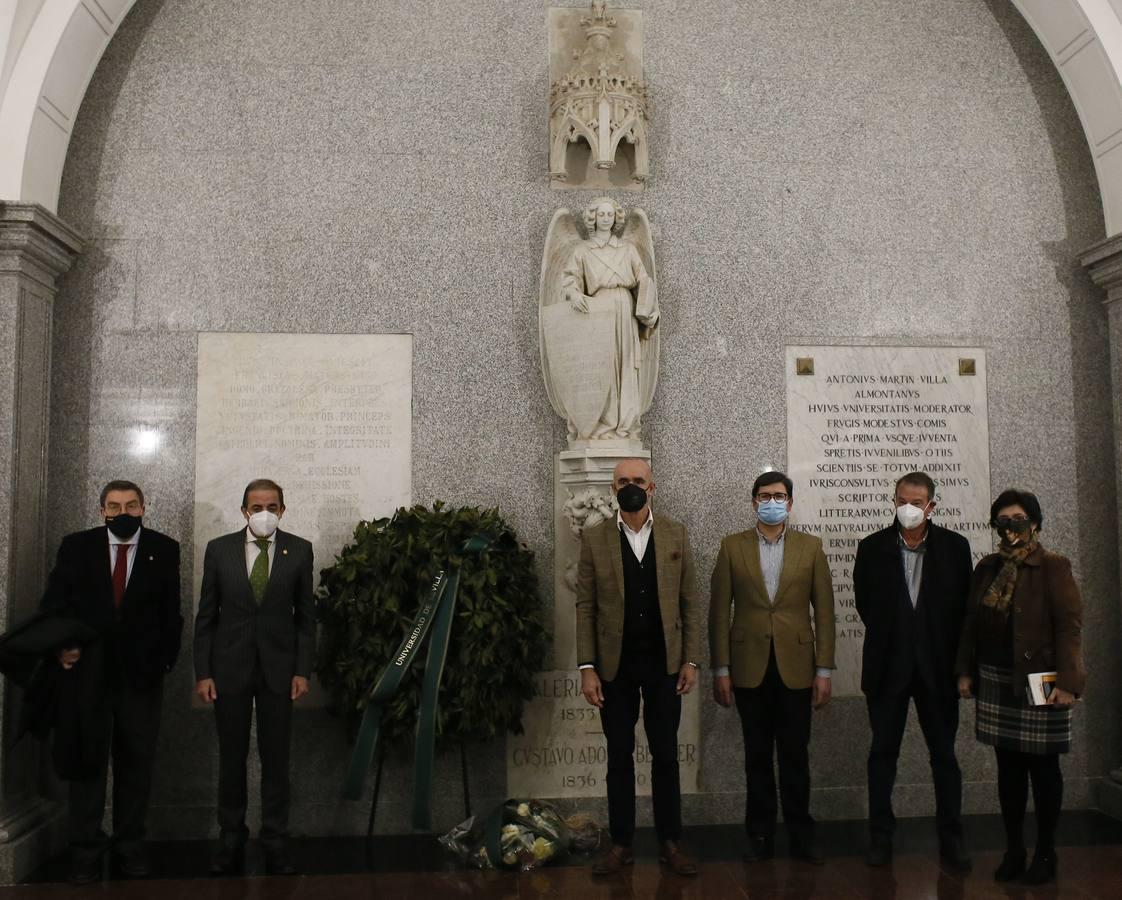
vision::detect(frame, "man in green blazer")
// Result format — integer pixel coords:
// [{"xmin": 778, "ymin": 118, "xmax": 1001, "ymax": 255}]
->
[
  {"xmin": 576, "ymin": 458, "xmax": 703, "ymax": 877},
  {"xmin": 710, "ymin": 470, "xmax": 835, "ymax": 864}
]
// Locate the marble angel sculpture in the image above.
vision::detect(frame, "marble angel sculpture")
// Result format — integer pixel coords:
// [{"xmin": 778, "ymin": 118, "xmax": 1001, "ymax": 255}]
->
[{"xmin": 539, "ymin": 197, "xmax": 659, "ymax": 445}]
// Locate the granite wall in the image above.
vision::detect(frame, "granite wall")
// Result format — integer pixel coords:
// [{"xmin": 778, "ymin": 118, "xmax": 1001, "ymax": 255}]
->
[{"xmin": 44, "ymin": 0, "xmax": 1120, "ymax": 837}]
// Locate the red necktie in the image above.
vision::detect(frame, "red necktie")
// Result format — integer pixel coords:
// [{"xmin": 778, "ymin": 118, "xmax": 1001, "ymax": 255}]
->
[{"xmin": 113, "ymin": 543, "xmax": 129, "ymax": 608}]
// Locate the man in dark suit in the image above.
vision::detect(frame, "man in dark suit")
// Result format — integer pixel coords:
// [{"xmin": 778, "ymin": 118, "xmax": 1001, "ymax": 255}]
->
[
  {"xmin": 42, "ymin": 479, "xmax": 182, "ymax": 884},
  {"xmin": 854, "ymin": 471, "xmax": 973, "ymax": 872},
  {"xmin": 576, "ymin": 458, "xmax": 702, "ymax": 877},
  {"xmin": 193, "ymin": 478, "xmax": 315, "ymax": 876},
  {"xmin": 710, "ymin": 470, "xmax": 835, "ymax": 864}
]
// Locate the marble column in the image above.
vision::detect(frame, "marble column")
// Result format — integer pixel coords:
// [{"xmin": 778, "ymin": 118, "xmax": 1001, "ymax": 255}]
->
[
  {"xmin": 0, "ymin": 203, "xmax": 83, "ymax": 882},
  {"xmin": 1081, "ymin": 234, "xmax": 1122, "ymax": 808}
]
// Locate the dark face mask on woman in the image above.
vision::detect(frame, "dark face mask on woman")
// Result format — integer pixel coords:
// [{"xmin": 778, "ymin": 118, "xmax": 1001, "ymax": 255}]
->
[{"xmin": 994, "ymin": 516, "xmax": 1033, "ymax": 546}]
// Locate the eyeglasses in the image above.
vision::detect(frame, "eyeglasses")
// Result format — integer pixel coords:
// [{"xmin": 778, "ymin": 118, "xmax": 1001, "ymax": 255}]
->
[
  {"xmin": 756, "ymin": 492, "xmax": 789, "ymax": 503},
  {"xmin": 994, "ymin": 516, "xmax": 1031, "ymax": 528}
]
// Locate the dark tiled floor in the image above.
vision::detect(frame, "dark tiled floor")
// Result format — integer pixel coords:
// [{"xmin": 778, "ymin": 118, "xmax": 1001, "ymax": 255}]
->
[{"xmin": 13, "ymin": 812, "xmax": 1122, "ymax": 898}]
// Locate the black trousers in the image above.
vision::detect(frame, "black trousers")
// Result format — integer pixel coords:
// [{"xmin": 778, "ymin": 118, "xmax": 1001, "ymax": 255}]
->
[
  {"xmin": 69, "ymin": 681, "xmax": 163, "ymax": 854},
  {"xmin": 733, "ymin": 646, "xmax": 813, "ymax": 842},
  {"xmin": 213, "ymin": 665, "xmax": 293, "ymax": 850},
  {"xmin": 600, "ymin": 653, "xmax": 681, "ymax": 846},
  {"xmin": 994, "ymin": 748, "xmax": 1063, "ymax": 855},
  {"xmin": 866, "ymin": 671, "xmax": 962, "ymax": 841}
]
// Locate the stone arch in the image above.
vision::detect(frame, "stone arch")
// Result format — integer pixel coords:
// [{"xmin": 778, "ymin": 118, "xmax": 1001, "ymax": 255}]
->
[
  {"xmin": 2, "ymin": 2, "xmax": 1122, "ymax": 233},
  {"xmin": 2, "ymin": 0, "xmax": 1122, "ymax": 883},
  {"xmin": 1013, "ymin": 0, "xmax": 1122, "ymax": 234},
  {"xmin": 0, "ymin": 0, "xmax": 140, "ymax": 212}
]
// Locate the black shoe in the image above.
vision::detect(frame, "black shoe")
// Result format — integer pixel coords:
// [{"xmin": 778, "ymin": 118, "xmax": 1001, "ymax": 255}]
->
[
  {"xmin": 68, "ymin": 854, "xmax": 103, "ymax": 887},
  {"xmin": 790, "ymin": 838, "xmax": 824, "ymax": 866},
  {"xmin": 865, "ymin": 836, "xmax": 892, "ymax": 867},
  {"xmin": 209, "ymin": 843, "xmax": 245, "ymax": 877},
  {"xmin": 114, "ymin": 846, "xmax": 152, "ymax": 879},
  {"xmin": 264, "ymin": 850, "xmax": 298, "ymax": 876},
  {"xmin": 938, "ymin": 836, "xmax": 972, "ymax": 875},
  {"xmin": 993, "ymin": 849, "xmax": 1027, "ymax": 882},
  {"xmin": 741, "ymin": 835, "xmax": 774, "ymax": 862},
  {"xmin": 1021, "ymin": 851, "xmax": 1057, "ymax": 885}
]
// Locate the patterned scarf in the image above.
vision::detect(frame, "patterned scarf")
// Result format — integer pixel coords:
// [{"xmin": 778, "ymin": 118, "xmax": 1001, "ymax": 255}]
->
[{"xmin": 980, "ymin": 535, "xmax": 1039, "ymax": 617}]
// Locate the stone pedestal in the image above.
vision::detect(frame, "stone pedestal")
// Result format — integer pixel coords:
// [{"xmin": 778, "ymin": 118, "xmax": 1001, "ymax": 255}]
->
[{"xmin": 0, "ymin": 203, "xmax": 84, "ymax": 882}]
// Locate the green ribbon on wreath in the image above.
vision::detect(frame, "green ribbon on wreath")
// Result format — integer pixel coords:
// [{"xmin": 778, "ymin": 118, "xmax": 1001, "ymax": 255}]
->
[{"xmin": 342, "ymin": 533, "xmax": 492, "ymax": 832}]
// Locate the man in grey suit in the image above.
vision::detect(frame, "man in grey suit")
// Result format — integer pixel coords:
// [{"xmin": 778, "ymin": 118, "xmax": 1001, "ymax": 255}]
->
[{"xmin": 193, "ymin": 478, "xmax": 315, "ymax": 876}]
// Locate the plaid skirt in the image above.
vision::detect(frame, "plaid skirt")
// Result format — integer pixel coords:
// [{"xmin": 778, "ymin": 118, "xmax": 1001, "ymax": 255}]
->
[{"xmin": 975, "ymin": 663, "xmax": 1072, "ymax": 754}]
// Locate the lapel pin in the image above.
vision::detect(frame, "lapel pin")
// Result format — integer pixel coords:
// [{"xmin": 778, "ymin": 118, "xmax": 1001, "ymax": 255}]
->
[{"xmin": 282, "ymin": 549, "xmax": 288, "ymax": 555}]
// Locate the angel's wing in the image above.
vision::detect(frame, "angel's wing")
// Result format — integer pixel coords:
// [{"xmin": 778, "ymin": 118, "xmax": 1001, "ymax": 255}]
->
[
  {"xmin": 624, "ymin": 207, "xmax": 660, "ymax": 414},
  {"xmin": 539, "ymin": 208, "xmax": 585, "ymax": 419}
]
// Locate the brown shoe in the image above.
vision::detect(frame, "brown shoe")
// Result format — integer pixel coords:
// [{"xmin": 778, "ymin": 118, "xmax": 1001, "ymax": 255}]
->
[
  {"xmin": 659, "ymin": 840, "xmax": 699, "ymax": 876},
  {"xmin": 592, "ymin": 844, "xmax": 634, "ymax": 876}
]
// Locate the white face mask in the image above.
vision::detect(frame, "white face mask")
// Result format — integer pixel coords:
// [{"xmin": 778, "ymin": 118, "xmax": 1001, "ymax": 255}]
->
[
  {"xmin": 895, "ymin": 503, "xmax": 928, "ymax": 530},
  {"xmin": 247, "ymin": 510, "xmax": 279, "ymax": 538}
]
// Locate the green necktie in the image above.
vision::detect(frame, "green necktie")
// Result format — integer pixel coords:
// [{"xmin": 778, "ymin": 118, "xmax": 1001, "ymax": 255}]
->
[{"xmin": 250, "ymin": 538, "xmax": 270, "ymax": 602}]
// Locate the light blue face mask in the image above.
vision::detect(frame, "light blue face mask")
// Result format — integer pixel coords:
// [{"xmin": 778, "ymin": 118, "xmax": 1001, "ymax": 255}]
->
[{"xmin": 756, "ymin": 499, "xmax": 789, "ymax": 525}]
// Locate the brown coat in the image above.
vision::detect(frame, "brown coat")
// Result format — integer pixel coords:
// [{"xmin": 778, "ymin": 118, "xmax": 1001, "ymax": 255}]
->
[
  {"xmin": 575, "ymin": 515, "xmax": 702, "ymax": 681},
  {"xmin": 955, "ymin": 546, "xmax": 1086, "ymax": 697},
  {"xmin": 709, "ymin": 528, "xmax": 836, "ymax": 690}
]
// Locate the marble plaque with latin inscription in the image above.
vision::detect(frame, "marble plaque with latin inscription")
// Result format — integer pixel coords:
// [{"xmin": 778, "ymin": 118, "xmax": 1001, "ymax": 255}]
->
[
  {"xmin": 193, "ymin": 333, "xmax": 412, "ymax": 638},
  {"xmin": 786, "ymin": 346, "xmax": 991, "ymax": 697},
  {"xmin": 509, "ymin": 669, "xmax": 700, "ymax": 799}
]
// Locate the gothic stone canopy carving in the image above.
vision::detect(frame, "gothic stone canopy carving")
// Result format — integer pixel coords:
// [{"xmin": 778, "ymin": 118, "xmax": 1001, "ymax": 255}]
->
[{"xmin": 548, "ymin": 2, "xmax": 649, "ymax": 190}]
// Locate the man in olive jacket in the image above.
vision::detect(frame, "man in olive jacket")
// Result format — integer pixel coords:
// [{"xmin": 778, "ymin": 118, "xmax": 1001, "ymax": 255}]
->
[
  {"xmin": 576, "ymin": 458, "xmax": 703, "ymax": 877},
  {"xmin": 710, "ymin": 471, "xmax": 835, "ymax": 864}
]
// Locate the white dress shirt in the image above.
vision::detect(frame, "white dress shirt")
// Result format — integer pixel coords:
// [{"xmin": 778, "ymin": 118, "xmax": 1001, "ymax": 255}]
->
[
  {"xmin": 107, "ymin": 526, "xmax": 141, "ymax": 584},
  {"xmin": 617, "ymin": 509, "xmax": 654, "ymax": 561},
  {"xmin": 244, "ymin": 527, "xmax": 276, "ymax": 577}
]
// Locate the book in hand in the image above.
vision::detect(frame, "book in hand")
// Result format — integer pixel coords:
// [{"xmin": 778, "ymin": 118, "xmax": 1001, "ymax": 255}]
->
[{"xmin": 1027, "ymin": 671, "xmax": 1058, "ymax": 706}]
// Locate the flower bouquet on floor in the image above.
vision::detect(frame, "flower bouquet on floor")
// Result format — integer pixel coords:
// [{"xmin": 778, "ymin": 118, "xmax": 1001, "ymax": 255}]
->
[{"xmin": 439, "ymin": 798, "xmax": 574, "ymax": 871}]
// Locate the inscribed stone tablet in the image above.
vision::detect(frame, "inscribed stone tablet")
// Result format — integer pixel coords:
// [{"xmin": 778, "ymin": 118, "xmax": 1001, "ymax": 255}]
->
[
  {"xmin": 509, "ymin": 670, "xmax": 700, "ymax": 799},
  {"xmin": 193, "ymin": 333, "xmax": 412, "ymax": 623},
  {"xmin": 786, "ymin": 346, "xmax": 991, "ymax": 697},
  {"xmin": 540, "ymin": 304, "xmax": 616, "ymax": 438}
]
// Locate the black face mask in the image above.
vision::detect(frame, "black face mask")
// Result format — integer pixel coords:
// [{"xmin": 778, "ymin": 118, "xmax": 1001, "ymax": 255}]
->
[
  {"xmin": 994, "ymin": 517, "xmax": 1032, "ymax": 544},
  {"xmin": 616, "ymin": 483, "xmax": 649, "ymax": 513},
  {"xmin": 106, "ymin": 514, "xmax": 142, "ymax": 539}
]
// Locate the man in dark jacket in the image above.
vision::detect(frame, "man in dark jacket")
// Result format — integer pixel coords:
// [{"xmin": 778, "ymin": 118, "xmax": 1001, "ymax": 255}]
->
[
  {"xmin": 854, "ymin": 471, "xmax": 972, "ymax": 873},
  {"xmin": 41, "ymin": 480, "xmax": 182, "ymax": 884},
  {"xmin": 193, "ymin": 478, "xmax": 315, "ymax": 877}
]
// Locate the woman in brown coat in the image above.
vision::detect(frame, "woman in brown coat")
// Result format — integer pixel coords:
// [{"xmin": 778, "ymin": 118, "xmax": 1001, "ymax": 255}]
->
[{"xmin": 955, "ymin": 489, "xmax": 1085, "ymax": 886}]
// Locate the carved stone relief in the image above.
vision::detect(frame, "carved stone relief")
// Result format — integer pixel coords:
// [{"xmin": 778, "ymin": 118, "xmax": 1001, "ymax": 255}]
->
[{"xmin": 548, "ymin": 2, "xmax": 649, "ymax": 190}]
